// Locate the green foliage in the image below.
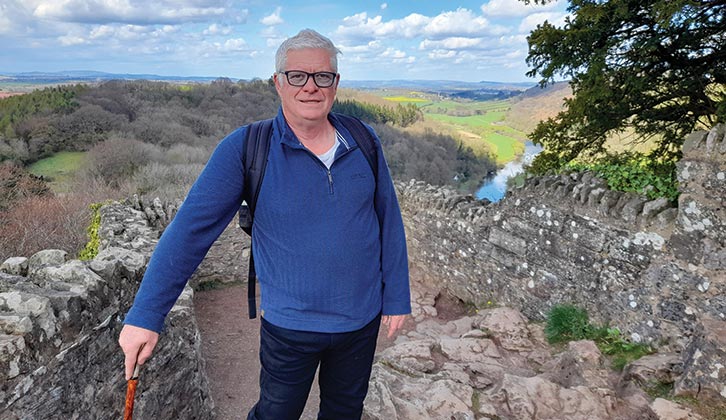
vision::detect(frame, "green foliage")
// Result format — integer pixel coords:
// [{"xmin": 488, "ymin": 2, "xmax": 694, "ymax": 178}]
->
[
  {"xmin": 545, "ymin": 304, "xmax": 592, "ymax": 343},
  {"xmin": 545, "ymin": 304, "xmax": 653, "ymax": 371},
  {"xmin": 563, "ymin": 152, "xmax": 679, "ymax": 202},
  {"xmin": 524, "ymin": 0, "xmax": 726, "ymax": 173},
  {"xmin": 592, "ymin": 327, "xmax": 654, "ymax": 371},
  {"xmin": 332, "ymin": 99, "xmax": 422, "ymax": 127},
  {"xmin": 0, "ymin": 85, "xmax": 83, "ymax": 136},
  {"xmin": 78, "ymin": 202, "xmax": 104, "ymax": 261}
]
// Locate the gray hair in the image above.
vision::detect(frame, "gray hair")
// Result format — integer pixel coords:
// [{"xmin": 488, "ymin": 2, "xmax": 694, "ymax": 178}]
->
[{"xmin": 275, "ymin": 29, "xmax": 341, "ymax": 73}]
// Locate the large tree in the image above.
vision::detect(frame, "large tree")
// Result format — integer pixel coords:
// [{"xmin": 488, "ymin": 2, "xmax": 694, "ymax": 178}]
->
[{"xmin": 522, "ymin": 0, "xmax": 726, "ymax": 173}]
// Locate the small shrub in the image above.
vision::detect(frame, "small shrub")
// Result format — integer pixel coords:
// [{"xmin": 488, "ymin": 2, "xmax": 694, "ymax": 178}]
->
[
  {"xmin": 563, "ymin": 152, "xmax": 679, "ymax": 203},
  {"xmin": 0, "ymin": 193, "xmax": 91, "ymax": 261},
  {"xmin": 132, "ymin": 162, "xmax": 204, "ymax": 201},
  {"xmin": 545, "ymin": 304, "xmax": 592, "ymax": 343},
  {"xmin": 545, "ymin": 304, "xmax": 654, "ymax": 371}
]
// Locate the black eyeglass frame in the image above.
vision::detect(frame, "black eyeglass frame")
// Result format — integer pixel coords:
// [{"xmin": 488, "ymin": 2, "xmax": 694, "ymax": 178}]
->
[{"xmin": 280, "ymin": 70, "xmax": 338, "ymax": 88}]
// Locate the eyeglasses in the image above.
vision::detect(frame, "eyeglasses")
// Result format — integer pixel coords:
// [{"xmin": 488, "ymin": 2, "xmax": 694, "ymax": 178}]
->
[{"xmin": 280, "ymin": 70, "xmax": 337, "ymax": 88}]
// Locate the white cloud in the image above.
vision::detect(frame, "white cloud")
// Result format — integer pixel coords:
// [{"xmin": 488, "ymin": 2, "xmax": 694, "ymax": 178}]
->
[
  {"xmin": 428, "ymin": 49, "xmax": 457, "ymax": 60},
  {"xmin": 58, "ymin": 34, "xmax": 86, "ymax": 45},
  {"xmin": 336, "ymin": 8, "xmax": 509, "ymax": 45},
  {"xmin": 424, "ymin": 8, "xmax": 506, "ymax": 39},
  {"xmin": 32, "ymin": 0, "xmax": 229, "ymax": 25},
  {"xmin": 338, "ymin": 40, "xmax": 382, "ymax": 54},
  {"xmin": 260, "ymin": 6, "xmax": 283, "ymax": 26},
  {"xmin": 481, "ymin": 0, "xmax": 565, "ymax": 18},
  {"xmin": 420, "ymin": 37, "xmax": 485, "ymax": 51},
  {"xmin": 221, "ymin": 38, "xmax": 248, "ymax": 51},
  {"xmin": 380, "ymin": 3, "xmax": 387, "ymax": 10},
  {"xmin": 380, "ymin": 47, "xmax": 406, "ymax": 59},
  {"xmin": 203, "ymin": 23, "xmax": 231, "ymax": 35},
  {"xmin": 518, "ymin": 11, "xmax": 568, "ymax": 33},
  {"xmin": 336, "ymin": 12, "xmax": 430, "ymax": 42}
]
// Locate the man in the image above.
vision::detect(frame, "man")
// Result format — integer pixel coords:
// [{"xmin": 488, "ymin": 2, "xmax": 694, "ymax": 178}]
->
[{"xmin": 119, "ymin": 29, "xmax": 411, "ymax": 419}]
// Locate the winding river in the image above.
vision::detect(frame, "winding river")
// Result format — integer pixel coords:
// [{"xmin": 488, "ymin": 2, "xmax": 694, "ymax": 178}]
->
[{"xmin": 475, "ymin": 141, "xmax": 543, "ymax": 202}]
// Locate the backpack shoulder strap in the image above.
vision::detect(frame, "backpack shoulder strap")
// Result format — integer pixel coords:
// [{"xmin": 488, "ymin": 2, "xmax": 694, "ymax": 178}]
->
[
  {"xmin": 241, "ymin": 118, "xmax": 272, "ymax": 319},
  {"xmin": 334, "ymin": 113, "xmax": 378, "ymax": 178},
  {"xmin": 243, "ymin": 118, "xmax": 273, "ymax": 219}
]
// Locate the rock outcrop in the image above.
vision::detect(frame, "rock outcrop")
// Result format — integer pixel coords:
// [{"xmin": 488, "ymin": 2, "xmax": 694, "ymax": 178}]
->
[
  {"xmin": 0, "ymin": 202, "xmax": 213, "ymax": 419},
  {"xmin": 364, "ymin": 306, "xmax": 671, "ymax": 420}
]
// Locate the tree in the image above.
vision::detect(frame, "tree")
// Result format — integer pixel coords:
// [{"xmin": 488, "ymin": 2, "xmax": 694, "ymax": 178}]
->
[{"xmin": 522, "ymin": 0, "xmax": 726, "ymax": 173}]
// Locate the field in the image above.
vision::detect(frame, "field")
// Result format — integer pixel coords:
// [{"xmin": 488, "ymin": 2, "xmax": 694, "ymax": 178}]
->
[
  {"xmin": 28, "ymin": 151, "xmax": 86, "ymax": 192},
  {"xmin": 382, "ymin": 94, "xmax": 528, "ymax": 164}
]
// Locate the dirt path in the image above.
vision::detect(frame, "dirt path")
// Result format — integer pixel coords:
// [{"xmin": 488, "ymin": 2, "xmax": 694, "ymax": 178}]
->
[{"xmin": 194, "ymin": 282, "xmax": 406, "ymax": 420}]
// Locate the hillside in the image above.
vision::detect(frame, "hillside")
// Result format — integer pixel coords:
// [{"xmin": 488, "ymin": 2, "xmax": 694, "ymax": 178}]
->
[{"xmin": 503, "ymin": 81, "xmax": 571, "ymax": 134}]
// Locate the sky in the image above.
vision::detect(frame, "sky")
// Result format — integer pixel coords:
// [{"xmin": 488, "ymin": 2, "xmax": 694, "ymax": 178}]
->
[{"xmin": 0, "ymin": 0, "xmax": 569, "ymax": 83}]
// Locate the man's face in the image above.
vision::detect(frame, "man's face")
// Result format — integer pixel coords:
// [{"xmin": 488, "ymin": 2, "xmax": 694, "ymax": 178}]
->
[{"xmin": 274, "ymin": 48, "xmax": 339, "ymax": 126}]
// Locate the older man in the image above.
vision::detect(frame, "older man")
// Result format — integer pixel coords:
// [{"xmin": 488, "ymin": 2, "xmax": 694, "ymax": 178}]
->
[{"xmin": 119, "ymin": 29, "xmax": 411, "ymax": 419}]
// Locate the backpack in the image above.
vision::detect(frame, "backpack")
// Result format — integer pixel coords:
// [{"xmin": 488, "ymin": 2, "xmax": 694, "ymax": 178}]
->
[{"xmin": 239, "ymin": 113, "xmax": 380, "ymax": 318}]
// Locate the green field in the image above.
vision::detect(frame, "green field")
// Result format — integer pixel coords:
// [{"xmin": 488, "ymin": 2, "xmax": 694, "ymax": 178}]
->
[
  {"xmin": 28, "ymin": 151, "xmax": 86, "ymax": 192},
  {"xmin": 414, "ymin": 98, "xmax": 527, "ymax": 163}
]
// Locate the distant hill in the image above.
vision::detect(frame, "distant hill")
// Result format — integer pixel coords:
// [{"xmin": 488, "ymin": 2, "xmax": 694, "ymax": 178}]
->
[
  {"xmin": 503, "ymin": 81, "xmax": 571, "ymax": 134},
  {"xmin": 0, "ymin": 70, "xmax": 241, "ymax": 85},
  {"xmin": 0, "ymin": 71, "xmax": 537, "ymax": 99}
]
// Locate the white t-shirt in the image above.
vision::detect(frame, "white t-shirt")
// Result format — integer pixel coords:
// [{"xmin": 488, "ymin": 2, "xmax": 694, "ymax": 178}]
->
[{"xmin": 316, "ymin": 131, "xmax": 342, "ymax": 169}]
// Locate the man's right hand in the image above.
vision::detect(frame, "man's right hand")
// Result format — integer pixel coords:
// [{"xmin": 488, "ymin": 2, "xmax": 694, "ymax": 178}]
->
[{"xmin": 119, "ymin": 324, "xmax": 159, "ymax": 380}]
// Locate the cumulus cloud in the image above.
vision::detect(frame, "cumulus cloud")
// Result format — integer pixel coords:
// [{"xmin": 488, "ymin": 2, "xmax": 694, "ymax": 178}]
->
[
  {"xmin": 481, "ymin": 0, "xmax": 565, "ymax": 18},
  {"xmin": 518, "ymin": 11, "xmax": 568, "ymax": 33},
  {"xmin": 335, "ymin": 8, "xmax": 509, "ymax": 45},
  {"xmin": 336, "ymin": 12, "xmax": 429, "ymax": 42},
  {"xmin": 260, "ymin": 6, "xmax": 283, "ymax": 26},
  {"xmin": 32, "ymin": 0, "xmax": 229, "ymax": 25},
  {"xmin": 380, "ymin": 3, "xmax": 387, "ymax": 10},
  {"xmin": 420, "ymin": 37, "xmax": 485, "ymax": 51},
  {"xmin": 203, "ymin": 23, "xmax": 232, "ymax": 35},
  {"xmin": 58, "ymin": 34, "xmax": 86, "ymax": 45},
  {"xmin": 424, "ymin": 8, "xmax": 507, "ymax": 39}
]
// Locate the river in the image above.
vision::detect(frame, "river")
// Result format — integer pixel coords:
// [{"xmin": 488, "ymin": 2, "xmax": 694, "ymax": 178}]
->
[{"xmin": 475, "ymin": 141, "xmax": 543, "ymax": 202}]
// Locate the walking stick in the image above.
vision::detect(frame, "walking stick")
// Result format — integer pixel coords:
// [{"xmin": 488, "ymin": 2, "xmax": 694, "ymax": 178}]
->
[{"xmin": 124, "ymin": 365, "xmax": 140, "ymax": 420}]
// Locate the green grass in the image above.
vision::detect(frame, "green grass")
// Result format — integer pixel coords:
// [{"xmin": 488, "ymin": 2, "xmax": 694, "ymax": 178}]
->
[
  {"xmin": 28, "ymin": 151, "xmax": 86, "ymax": 192},
  {"xmin": 422, "ymin": 101, "xmax": 527, "ymax": 162},
  {"xmin": 545, "ymin": 304, "xmax": 654, "ymax": 371}
]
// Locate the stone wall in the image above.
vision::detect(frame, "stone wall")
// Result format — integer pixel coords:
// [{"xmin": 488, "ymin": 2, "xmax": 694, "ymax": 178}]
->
[
  {"xmin": 398, "ymin": 124, "xmax": 725, "ymax": 401},
  {"xmin": 0, "ymin": 202, "xmax": 213, "ymax": 419}
]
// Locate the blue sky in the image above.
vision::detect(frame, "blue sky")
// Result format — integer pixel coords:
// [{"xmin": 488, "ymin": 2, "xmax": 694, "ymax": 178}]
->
[{"xmin": 0, "ymin": 0, "xmax": 569, "ymax": 82}]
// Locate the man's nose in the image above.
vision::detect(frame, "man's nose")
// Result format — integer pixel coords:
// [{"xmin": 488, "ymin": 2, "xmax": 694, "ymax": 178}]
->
[{"xmin": 302, "ymin": 75, "xmax": 319, "ymax": 91}]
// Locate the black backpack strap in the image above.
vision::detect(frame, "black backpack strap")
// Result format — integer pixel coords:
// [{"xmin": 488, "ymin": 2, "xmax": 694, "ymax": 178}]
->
[
  {"xmin": 334, "ymin": 113, "xmax": 378, "ymax": 178},
  {"xmin": 241, "ymin": 118, "xmax": 273, "ymax": 319}
]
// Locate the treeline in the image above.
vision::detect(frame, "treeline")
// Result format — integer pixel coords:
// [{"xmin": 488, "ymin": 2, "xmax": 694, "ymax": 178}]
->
[
  {"xmin": 0, "ymin": 78, "xmax": 279, "ymax": 165},
  {"xmin": 332, "ymin": 99, "xmax": 421, "ymax": 127},
  {"xmin": 373, "ymin": 124, "xmax": 494, "ymax": 189},
  {"xmin": 1, "ymin": 79, "xmax": 490, "ymax": 194}
]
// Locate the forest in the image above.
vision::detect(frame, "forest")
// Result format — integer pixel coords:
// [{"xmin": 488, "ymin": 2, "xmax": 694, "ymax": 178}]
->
[{"xmin": 0, "ymin": 78, "xmax": 496, "ymax": 261}]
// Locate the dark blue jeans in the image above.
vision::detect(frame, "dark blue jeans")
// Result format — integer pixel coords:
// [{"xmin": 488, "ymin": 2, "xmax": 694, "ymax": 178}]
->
[{"xmin": 247, "ymin": 314, "xmax": 381, "ymax": 420}]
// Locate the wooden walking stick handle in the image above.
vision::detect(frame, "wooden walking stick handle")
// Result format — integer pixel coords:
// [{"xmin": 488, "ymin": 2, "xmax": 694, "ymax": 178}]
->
[{"xmin": 124, "ymin": 365, "xmax": 140, "ymax": 420}]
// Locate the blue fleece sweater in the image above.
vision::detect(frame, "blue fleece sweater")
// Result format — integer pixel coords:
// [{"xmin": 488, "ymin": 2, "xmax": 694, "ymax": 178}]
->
[{"xmin": 124, "ymin": 109, "xmax": 411, "ymax": 333}]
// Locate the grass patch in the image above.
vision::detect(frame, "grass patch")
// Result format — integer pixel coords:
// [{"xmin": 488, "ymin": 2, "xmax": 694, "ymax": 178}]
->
[
  {"xmin": 545, "ymin": 304, "xmax": 654, "ymax": 371},
  {"xmin": 28, "ymin": 151, "xmax": 86, "ymax": 193}
]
